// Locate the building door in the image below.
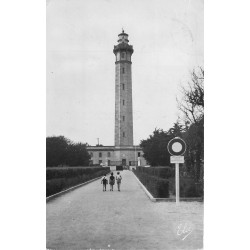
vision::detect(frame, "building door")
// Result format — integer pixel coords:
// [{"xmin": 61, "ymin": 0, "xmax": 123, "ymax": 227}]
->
[{"xmin": 122, "ymin": 159, "xmax": 126, "ymax": 166}]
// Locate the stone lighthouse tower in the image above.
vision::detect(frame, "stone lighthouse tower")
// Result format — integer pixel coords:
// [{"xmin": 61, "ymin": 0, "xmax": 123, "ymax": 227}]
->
[
  {"xmin": 87, "ymin": 30, "xmax": 147, "ymax": 168},
  {"xmin": 113, "ymin": 30, "xmax": 134, "ymax": 147}
]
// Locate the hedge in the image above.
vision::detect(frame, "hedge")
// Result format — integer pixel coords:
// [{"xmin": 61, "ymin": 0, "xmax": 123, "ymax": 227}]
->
[
  {"xmin": 133, "ymin": 170, "xmax": 169, "ymax": 198},
  {"xmin": 46, "ymin": 167, "xmax": 110, "ymax": 197},
  {"xmin": 136, "ymin": 166, "xmax": 175, "ymax": 179},
  {"xmin": 168, "ymin": 177, "xmax": 202, "ymax": 197},
  {"xmin": 46, "ymin": 167, "xmax": 109, "ymax": 180},
  {"xmin": 135, "ymin": 166, "xmax": 203, "ymax": 198}
]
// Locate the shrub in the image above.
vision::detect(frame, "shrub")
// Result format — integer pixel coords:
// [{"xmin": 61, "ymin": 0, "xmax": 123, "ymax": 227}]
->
[
  {"xmin": 185, "ymin": 185, "xmax": 198, "ymax": 197},
  {"xmin": 46, "ymin": 167, "xmax": 110, "ymax": 197},
  {"xmin": 136, "ymin": 166, "xmax": 174, "ymax": 179},
  {"xmin": 135, "ymin": 166, "xmax": 202, "ymax": 198},
  {"xmin": 133, "ymin": 170, "xmax": 169, "ymax": 198},
  {"xmin": 46, "ymin": 167, "xmax": 109, "ymax": 180},
  {"xmin": 169, "ymin": 177, "xmax": 202, "ymax": 197}
]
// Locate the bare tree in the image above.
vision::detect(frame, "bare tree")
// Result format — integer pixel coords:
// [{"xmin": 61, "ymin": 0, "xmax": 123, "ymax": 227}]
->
[
  {"xmin": 177, "ymin": 67, "xmax": 204, "ymax": 124},
  {"xmin": 177, "ymin": 67, "xmax": 204, "ymax": 189}
]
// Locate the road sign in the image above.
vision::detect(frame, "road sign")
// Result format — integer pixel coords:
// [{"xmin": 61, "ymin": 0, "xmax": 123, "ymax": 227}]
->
[
  {"xmin": 170, "ymin": 156, "xmax": 184, "ymax": 163},
  {"xmin": 167, "ymin": 137, "xmax": 186, "ymax": 156},
  {"xmin": 167, "ymin": 137, "xmax": 187, "ymax": 205}
]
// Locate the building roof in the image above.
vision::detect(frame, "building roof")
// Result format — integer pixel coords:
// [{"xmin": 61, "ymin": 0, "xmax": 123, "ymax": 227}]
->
[{"xmin": 87, "ymin": 145, "xmax": 142, "ymax": 151}]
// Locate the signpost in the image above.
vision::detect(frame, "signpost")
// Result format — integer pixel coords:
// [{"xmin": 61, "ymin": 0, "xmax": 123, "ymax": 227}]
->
[
  {"xmin": 167, "ymin": 137, "xmax": 186, "ymax": 204},
  {"xmin": 170, "ymin": 156, "xmax": 184, "ymax": 164}
]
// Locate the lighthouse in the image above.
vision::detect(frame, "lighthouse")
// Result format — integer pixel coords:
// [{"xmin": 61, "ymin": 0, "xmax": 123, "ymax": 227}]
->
[
  {"xmin": 113, "ymin": 30, "xmax": 134, "ymax": 146},
  {"xmin": 87, "ymin": 30, "xmax": 146, "ymax": 168}
]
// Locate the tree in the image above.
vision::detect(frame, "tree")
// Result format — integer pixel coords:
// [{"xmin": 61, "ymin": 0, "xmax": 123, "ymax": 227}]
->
[
  {"xmin": 167, "ymin": 121, "xmax": 185, "ymax": 137},
  {"xmin": 140, "ymin": 121, "xmax": 189, "ymax": 166},
  {"xmin": 177, "ymin": 67, "xmax": 204, "ymax": 124},
  {"xmin": 140, "ymin": 129, "xmax": 170, "ymax": 166},
  {"xmin": 46, "ymin": 136, "xmax": 69, "ymax": 167},
  {"xmin": 46, "ymin": 136, "xmax": 91, "ymax": 167},
  {"xmin": 177, "ymin": 67, "xmax": 204, "ymax": 181},
  {"xmin": 66, "ymin": 142, "xmax": 91, "ymax": 166},
  {"xmin": 184, "ymin": 117, "xmax": 204, "ymax": 180}
]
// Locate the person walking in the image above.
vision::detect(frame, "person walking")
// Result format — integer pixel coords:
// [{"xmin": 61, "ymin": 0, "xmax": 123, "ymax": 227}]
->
[
  {"xmin": 101, "ymin": 174, "xmax": 108, "ymax": 191},
  {"xmin": 116, "ymin": 172, "xmax": 122, "ymax": 191},
  {"xmin": 109, "ymin": 172, "xmax": 115, "ymax": 191}
]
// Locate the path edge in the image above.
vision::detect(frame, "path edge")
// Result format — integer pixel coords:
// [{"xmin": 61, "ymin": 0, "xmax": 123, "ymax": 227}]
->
[
  {"xmin": 46, "ymin": 175, "xmax": 104, "ymax": 202},
  {"xmin": 132, "ymin": 171, "xmax": 203, "ymax": 202}
]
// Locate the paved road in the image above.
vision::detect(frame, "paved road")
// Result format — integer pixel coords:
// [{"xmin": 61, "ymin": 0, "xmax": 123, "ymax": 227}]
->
[{"xmin": 47, "ymin": 170, "xmax": 203, "ymax": 250}]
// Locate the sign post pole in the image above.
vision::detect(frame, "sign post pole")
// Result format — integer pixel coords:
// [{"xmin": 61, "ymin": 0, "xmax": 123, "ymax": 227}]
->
[
  {"xmin": 175, "ymin": 163, "xmax": 179, "ymax": 204},
  {"xmin": 167, "ymin": 137, "xmax": 186, "ymax": 205}
]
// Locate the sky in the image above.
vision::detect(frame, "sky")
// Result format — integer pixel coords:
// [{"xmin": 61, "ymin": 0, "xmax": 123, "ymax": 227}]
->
[{"xmin": 46, "ymin": 0, "xmax": 204, "ymax": 146}]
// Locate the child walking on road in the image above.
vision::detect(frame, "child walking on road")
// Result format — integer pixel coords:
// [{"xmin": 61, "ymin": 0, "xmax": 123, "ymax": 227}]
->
[
  {"xmin": 116, "ymin": 172, "xmax": 122, "ymax": 191},
  {"xmin": 109, "ymin": 172, "xmax": 115, "ymax": 191},
  {"xmin": 101, "ymin": 174, "xmax": 108, "ymax": 191}
]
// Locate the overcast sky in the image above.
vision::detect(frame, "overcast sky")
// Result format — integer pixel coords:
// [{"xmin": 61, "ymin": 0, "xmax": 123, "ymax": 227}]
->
[{"xmin": 47, "ymin": 0, "xmax": 203, "ymax": 146}]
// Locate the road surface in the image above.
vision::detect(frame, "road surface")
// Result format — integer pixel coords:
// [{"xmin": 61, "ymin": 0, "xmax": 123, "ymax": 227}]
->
[{"xmin": 47, "ymin": 170, "xmax": 203, "ymax": 250}]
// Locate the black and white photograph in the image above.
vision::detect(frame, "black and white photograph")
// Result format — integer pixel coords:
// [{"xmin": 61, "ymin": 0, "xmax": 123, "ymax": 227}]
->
[
  {"xmin": 46, "ymin": 0, "xmax": 204, "ymax": 249},
  {"xmin": 2, "ymin": 0, "xmax": 250, "ymax": 249},
  {"xmin": 3, "ymin": 0, "xmax": 250, "ymax": 250}
]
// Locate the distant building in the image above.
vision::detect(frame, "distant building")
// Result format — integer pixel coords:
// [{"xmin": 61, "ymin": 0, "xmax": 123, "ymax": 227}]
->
[{"xmin": 87, "ymin": 30, "xmax": 147, "ymax": 167}]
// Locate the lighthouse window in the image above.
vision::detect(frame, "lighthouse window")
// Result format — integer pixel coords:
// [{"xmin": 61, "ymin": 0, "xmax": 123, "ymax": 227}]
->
[
  {"xmin": 123, "ymin": 100, "xmax": 125, "ymax": 105},
  {"xmin": 122, "ymin": 68, "xmax": 125, "ymax": 74},
  {"xmin": 117, "ymin": 52, "xmax": 120, "ymax": 61},
  {"xmin": 123, "ymin": 132, "xmax": 125, "ymax": 137},
  {"xmin": 121, "ymin": 52, "xmax": 126, "ymax": 59},
  {"xmin": 123, "ymin": 116, "xmax": 125, "ymax": 121},
  {"xmin": 122, "ymin": 84, "xmax": 125, "ymax": 90}
]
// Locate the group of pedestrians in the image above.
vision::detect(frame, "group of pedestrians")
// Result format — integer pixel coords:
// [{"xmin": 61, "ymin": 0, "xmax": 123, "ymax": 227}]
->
[{"xmin": 101, "ymin": 172, "xmax": 122, "ymax": 192}]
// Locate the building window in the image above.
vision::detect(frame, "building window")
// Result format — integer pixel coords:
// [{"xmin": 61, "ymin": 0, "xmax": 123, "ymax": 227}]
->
[
  {"xmin": 138, "ymin": 152, "xmax": 141, "ymax": 157},
  {"xmin": 122, "ymin": 116, "xmax": 125, "ymax": 121},
  {"xmin": 123, "ymin": 132, "xmax": 125, "ymax": 137},
  {"xmin": 108, "ymin": 152, "xmax": 111, "ymax": 157},
  {"xmin": 99, "ymin": 152, "xmax": 102, "ymax": 157},
  {"xmin": 122, "ymin": 68, "xmax": 125, "ymax": 74},
  {"xmin": 123, "ymin": 100, "xmax": 125, "ymax": 105},
  {"xmin": 122, "ymin": 84, "xmax": 125, "ymax": 90},
  {"xmin": 99, "ymin": 160, "xmax": 102, "ymax": 164},
  {"xmin": 90, "ymin": 152, "xmax": 93, "ymax": 157},
  {"xmin": 116, "ymin": 52, "xmax": 120, "ymax": 61},
  {"xmin": 108, "ymin": 160, "xmax": 111, "ymax": 166}
]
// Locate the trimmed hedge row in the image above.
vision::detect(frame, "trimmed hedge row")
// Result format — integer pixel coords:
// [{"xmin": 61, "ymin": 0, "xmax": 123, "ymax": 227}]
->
[
  {"xmin": 135, "ymin": 166, "xmax": 202, "ymax": 198},
  {"xmin": 46, "ymin": 167, "xmax": 109, "ymax": 180},
  {"xmin": 136, "ymin": 166, "xmax": 175, "ymax": 179},
  {"xmin": 133, "ymin": 170, "xmax": 169, "ymax": 198},
  {"xmin": 168, "ymin": 177, "xmax": 201, "ymax": 198},
  {"xmin": 46, "ymin": 167, "xmax": 110, "ymax": 197}
]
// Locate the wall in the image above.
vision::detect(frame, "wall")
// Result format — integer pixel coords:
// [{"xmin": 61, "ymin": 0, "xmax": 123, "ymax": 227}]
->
[{"xmin": 87, "ymin": 146, "xmax": 147, "ymax": 166}]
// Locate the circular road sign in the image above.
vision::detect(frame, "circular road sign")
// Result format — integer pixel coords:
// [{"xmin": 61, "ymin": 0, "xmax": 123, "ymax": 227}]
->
[{"xmin": 167, "ymin": 137, "xmax": 186, "ymax": 156}]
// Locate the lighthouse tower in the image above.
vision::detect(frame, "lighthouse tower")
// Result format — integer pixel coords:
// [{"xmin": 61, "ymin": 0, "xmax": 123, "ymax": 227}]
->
[
  {"xmin": 87, "ymin": 30, "xmax": 147, "ymax": 168},
  {"xmin": 113, "ymin": 30, "xmax": 134, "ymax": 147}
]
